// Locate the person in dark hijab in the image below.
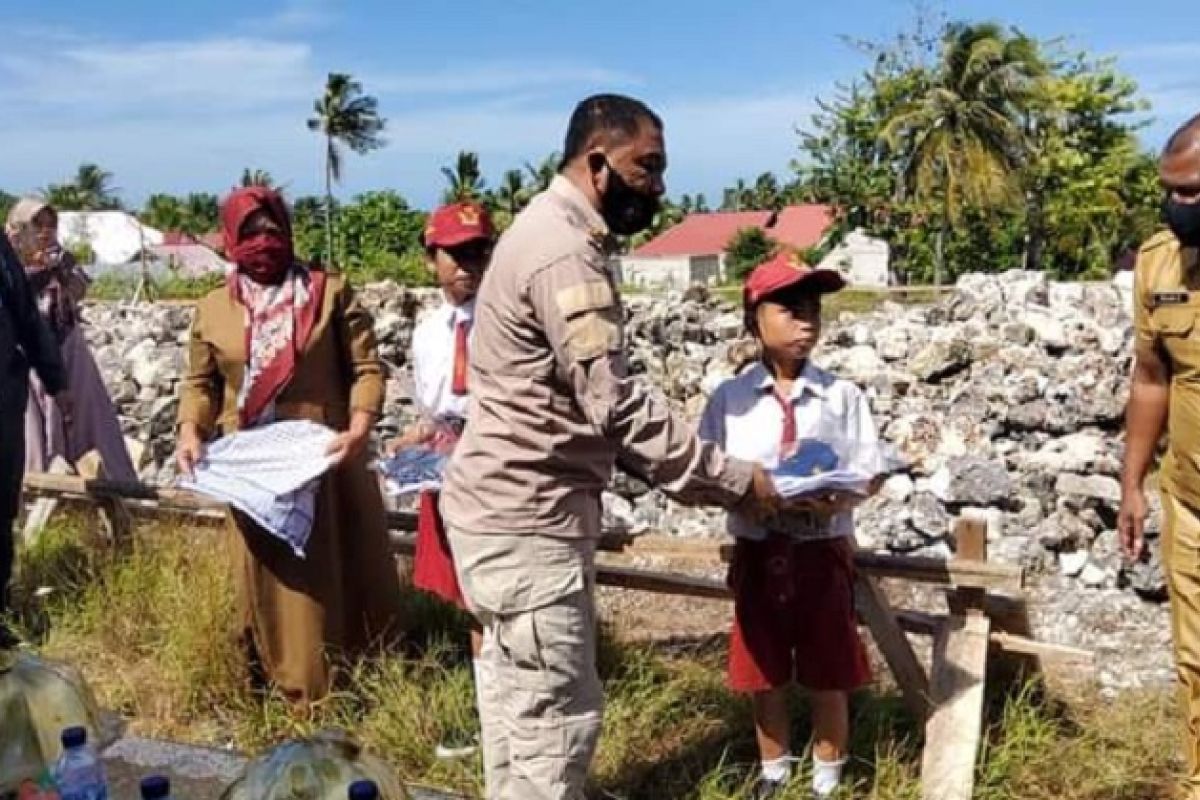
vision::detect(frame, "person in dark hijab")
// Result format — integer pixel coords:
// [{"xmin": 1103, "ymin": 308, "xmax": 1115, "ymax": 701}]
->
[{"xmin": 0, "ymin": 230, "xmax": 69, "ymax": 647}]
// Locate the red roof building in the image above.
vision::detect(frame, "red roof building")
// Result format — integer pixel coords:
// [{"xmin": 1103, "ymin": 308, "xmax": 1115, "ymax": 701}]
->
[
  {"xmin": 619, "ymin": 204, "xmax": 890, "ymax": 289},
  {"xmin": 632, "ymin": 205, "xmax": 834, "ymax": 259},
  {"xmin": 621, "ymin": 205, "xmax": 836, "ymax": 289}
]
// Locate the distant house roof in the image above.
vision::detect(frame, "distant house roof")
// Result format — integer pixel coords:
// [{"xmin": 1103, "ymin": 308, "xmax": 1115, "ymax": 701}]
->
[
  {"xmin": 632, "ymin": 205, "xmax": 835, "ymax": 258},
  {"xmin": 148, "ymin": 243, "xmax": 231, "ymax": 277},
  {"xmin": 57, "ymin": 211, "xmax": 164, "ymax": 265},
  {"xmin": 162, "ymin": 230, "xmax": 225, "ymax": 253}
]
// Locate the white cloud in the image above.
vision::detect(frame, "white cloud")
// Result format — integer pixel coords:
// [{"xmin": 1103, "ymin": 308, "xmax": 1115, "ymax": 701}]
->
[
  {"xmin": 241, "ymin": 0, "xmax": 341, "ymax": 33},
  {"xmin": 0, "ymin": 19, "xmax": 819, "ymax": 208},
  {"xmin": 1118, "ymin": 42, "xmax": 1200, "ymax": 63},
  {"xmin": 0, "ymin": 35, "xmax": 315, "ymax": 115}
]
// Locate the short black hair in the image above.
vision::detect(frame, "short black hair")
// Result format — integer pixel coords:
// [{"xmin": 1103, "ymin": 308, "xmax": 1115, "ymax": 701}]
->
[
  {"xmin": 1165, "ymin": 112, "xmax": 1200, "ymax": 157},
  {"xmin": 560, "ymin": 94, "xmax": 663, "ymax": 169}
]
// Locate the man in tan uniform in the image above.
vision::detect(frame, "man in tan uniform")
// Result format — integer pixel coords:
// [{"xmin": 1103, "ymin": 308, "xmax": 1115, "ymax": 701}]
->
[
  {"xmin": 1120, "ymin": 112, "xmax": 1200, "ymax": 796},
  {"xmin": 440, "ymin": 94, "xmax": 780, "ymax": 799}
]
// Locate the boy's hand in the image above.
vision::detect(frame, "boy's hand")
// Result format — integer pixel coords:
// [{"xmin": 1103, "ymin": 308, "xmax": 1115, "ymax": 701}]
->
[{"xmin": 789, "ymin": 491, "xmax": 868, "ymax": 518}]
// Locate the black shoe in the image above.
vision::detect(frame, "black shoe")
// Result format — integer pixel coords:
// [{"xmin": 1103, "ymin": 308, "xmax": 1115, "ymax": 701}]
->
[{"xmin": 751, "ymin": 776, "xmax": 787, "ymax": 800}]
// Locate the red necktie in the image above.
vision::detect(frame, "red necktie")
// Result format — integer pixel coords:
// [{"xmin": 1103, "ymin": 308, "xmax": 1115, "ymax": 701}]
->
[
  {"xmin": 451, "ymin": 320, "xmax": 469, "ymax": 396},
  {"xmin": 773, "ymin": 389, "xmax": 796, "ymax": 453}
]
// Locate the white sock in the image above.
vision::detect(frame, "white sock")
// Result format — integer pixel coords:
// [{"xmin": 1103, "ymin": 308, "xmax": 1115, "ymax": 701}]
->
[
  {"xmin": 812, "ymin": 755, "xmax": 847, "ymax": 797},
  {"xmin": 760, "ymin": 754, "xmax": 794, "ymax": 783}
]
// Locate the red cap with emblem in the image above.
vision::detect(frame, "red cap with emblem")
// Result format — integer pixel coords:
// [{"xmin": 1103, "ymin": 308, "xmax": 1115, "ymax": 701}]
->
[
  {"xmin": 424, "ymin": 202, "xmax": 495, "ymax": 248},
  {"xmin": 743, "ymin": 249, "xmax": 846, "ymax": 310}
]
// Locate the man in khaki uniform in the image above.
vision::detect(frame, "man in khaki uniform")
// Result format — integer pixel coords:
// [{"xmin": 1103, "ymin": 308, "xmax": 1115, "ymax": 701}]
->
[
  {"xmin": 440, "ymin": 94, "xmax": 780, "ymax": 799},
  {"xmin": 1121, "ymin": 112, "xmax": 1200, "ymax": 796}
]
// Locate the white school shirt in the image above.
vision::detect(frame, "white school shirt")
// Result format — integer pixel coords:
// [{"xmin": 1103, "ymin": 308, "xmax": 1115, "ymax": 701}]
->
[
  {"xmin": 698, "ymin": 360, "xmax": 879, "ymax": 541},
  {"xmin": 410, "ymin": 297, "xmax": 474, "ymax": 423}
]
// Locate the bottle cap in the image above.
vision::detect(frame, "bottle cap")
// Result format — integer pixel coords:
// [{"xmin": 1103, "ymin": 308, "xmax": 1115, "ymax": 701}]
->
[
  {"xmin": 60, "ymin": 726, "xmax": 87, "ymax": 749},
  {"xmin": 140, "ymin": 775, "xmax": 171, "ymax": 799}
]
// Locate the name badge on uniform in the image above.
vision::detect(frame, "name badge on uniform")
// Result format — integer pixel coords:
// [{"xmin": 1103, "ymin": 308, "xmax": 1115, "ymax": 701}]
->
[{"xmin": 1152, "ymin": 290, "xmax": 1190, "ymax": 307}]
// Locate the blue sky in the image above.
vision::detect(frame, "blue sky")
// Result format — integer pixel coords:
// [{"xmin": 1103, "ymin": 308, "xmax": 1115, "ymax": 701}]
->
[{"xmin": 2, "ymin": 0, "xmax": 1198, "ymax": 210}]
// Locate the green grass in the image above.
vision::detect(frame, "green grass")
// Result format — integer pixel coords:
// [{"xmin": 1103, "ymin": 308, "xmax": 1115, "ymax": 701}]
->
[
  {"xmin": 6, "ymin": 514, "xmax": 1188, "ymax": 798},
  {"xmin": 88, "ymin": 272, "xmax": 224, "ymax": 302}
]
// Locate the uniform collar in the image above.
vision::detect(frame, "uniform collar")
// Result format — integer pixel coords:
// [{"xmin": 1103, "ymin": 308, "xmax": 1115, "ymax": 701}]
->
[
  {"xmin": 750, "ymin": 360, "xmax": 828, "ymax": 400},
  {"xmin": 435, "ymin": 296, "xmax": 474, "ymax": 327},
  {"xmin": 549, "ymin": 175, "xmax": 613, "ymax": 251}
]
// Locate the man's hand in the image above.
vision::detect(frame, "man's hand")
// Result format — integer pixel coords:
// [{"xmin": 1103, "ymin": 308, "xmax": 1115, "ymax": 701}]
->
[
  {"xmin": 1118, "ymin": 485, "xmax": 1149, "ymax": 560},
  {"xmin": 737, "ymin": 464, "xmax": 782, "ymax": 523},
  {"xmin": 326, "ymin": 430, "xmax": 369, "ymax": 467},
  {"xmin": 53, "ymin": 391, "xmax": 73, "ymax": 427},
  {"xmin": 327, "ymin": 410, "xmax": 376, "ymax": 467},
  {"xmin": 175, "ymin": 425, "xmax": 205, "ymax": 479}
]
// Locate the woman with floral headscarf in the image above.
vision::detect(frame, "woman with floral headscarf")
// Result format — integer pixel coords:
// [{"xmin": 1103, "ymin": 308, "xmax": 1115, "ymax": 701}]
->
[
  {"xmin": 5, "ymin": 199, "xmax": 137, "ymax": 483},
  {"xmin": 173, "ymin": 187, "xmax": 401, "ymax": 703}
]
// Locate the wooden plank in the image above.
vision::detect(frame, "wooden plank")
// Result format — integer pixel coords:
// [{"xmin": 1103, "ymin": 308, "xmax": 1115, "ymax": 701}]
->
[
  {"xmin": 920, "ymin": 613, "xmax": 991, "ymax": 800},
  {"xmin": 952, "ymin": 517, "xmax": 988, "ymax": 562},
  {"xmin": 855, "ymin": 572, "xmax": 931, "ymax": 720},
  {"xmin": 717, "ymin": 544, "xmax": 1022, "ymax": 590},
  {"xmin": 22, "ymin": 458, "xmax": 72, "ymax": 545}
]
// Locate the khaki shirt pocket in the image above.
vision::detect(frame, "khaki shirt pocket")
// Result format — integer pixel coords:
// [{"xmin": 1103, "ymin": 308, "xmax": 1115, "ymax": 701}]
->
[
  {"xmin": 1151, "ymin": 304, "xmax": 1200, "ymax": 366},
  {"xmin": 1151, "ymin": 305, "xmax": 1197, "ymax": 336}
]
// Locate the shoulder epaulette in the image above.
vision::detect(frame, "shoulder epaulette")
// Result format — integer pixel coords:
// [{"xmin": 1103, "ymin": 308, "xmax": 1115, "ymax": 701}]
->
[{"xmin": 1139, "ymin": 229, "xmax": 1177, "ymax": 255}]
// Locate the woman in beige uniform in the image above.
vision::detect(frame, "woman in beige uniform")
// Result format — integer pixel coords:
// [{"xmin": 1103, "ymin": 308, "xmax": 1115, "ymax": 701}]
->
[{"xmin": 174, "ymin": 186, "xmax": 400, "ymax": 704}]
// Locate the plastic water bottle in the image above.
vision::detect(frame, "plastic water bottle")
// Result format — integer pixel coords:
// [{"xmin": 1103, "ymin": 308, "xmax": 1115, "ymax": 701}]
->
[
  {"xmin": 348, "ymin": 780, "xmax": 379, "ymax": 800},
  {"xmin": 140, "ymin": 775, "xmax": 174, "ymax": 799},
  {"xmin": 52, "ymin": 726, "xmax": 109, "ymax": 800}
]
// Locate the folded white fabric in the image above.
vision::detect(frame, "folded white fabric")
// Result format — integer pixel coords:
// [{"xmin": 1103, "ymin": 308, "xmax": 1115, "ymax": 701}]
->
[{"xmin": 179, "ymin": 419, "xmax": 338, "ymax": 557}]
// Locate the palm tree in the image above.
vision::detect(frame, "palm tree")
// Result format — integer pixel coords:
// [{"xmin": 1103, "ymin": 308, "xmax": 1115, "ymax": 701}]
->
[
  {"xmin": 881, "ymin": 22, "xmax": 1042, "ymax": 284},
  {"xmin": 307, "ymin": 72, "xmax": 387, "ymax": 262},
  {"xmin": 240, "ymin": 168, "xmax": 276, "ymax": 188},
  {"xmin": 44, "ymin": 163, "xmax": 119, "ymax": 211},
  {"xmin": 722, "ymin": 178, "xmax": 753, "ymax": 211},
  {"xmin": 73, "ymin": 163, "xmax": 120, "ymax": 210},
  {"xmin": 525, "ymin": 153, "xmax": 559, "ymax": 194},
  {"xmin": 495, "ymin": 169, "xmax": 528, "ymax": 217},
  {"xmin": 441, "ymin": 151, "xmax": 485, "ymax": 204},
  {"xmin": 753, "ymin": 172, "xmax": 782, "ymax": 210}
]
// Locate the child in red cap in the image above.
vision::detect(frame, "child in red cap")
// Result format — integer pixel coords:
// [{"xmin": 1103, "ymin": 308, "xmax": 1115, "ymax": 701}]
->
[
  {"xmin": 388, "ymin": 201, "xmax": 494, "ymax": 758},
  {"xmin": 699, "ymin": 250, "xmax": 879, "ymax": 799}
]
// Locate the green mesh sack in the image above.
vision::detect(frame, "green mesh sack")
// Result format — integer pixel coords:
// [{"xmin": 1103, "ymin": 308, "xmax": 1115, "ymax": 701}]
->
[
  {"xmin": 221, "ymin": 730, "xmax": 408, "ymax": 800},
  {"xmin": 0, "ymin": 651, "xmax": 118, "ymax": 795}
]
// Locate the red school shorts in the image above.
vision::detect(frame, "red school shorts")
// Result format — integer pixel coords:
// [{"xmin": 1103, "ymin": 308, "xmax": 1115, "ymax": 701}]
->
[
  {"xmin": 727, "ymin": 534, "xmax": 871, "ymax": 693},
  {"xmin": 412, "ymin": 490, "xmax": 467, "ymax": 610}
]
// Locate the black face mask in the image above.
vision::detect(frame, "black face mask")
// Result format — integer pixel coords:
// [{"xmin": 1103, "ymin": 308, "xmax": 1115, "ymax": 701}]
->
[
  {"xmin": 1164, "ymin": 197, "xmax": 1200, "ymax": 248},
  {"xmin": 600, "ymin": 160, "xmax": 660, "ymax": 236}
]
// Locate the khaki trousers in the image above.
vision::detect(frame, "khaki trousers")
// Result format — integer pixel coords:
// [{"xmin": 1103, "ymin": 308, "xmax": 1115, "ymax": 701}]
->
[
  {"xmin": 448, "ymin": 530, "xmax": 604, "ymax": 800},
  {"xmin": 1162, "ymin": 491, "xmax": 1200, "ymax": 792}
]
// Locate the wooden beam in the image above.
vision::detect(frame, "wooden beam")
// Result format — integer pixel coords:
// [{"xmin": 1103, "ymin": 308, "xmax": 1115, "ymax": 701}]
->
[
  {"xmin": 921, "ymin": 613, "xmax": 992, "ymax": 800},
  {"xmin": 19, "ymin": 473, "xmax": 644, "ymax": 550},
  {"xmin": 717, "ymin": 544, "xmax": 1021, "ymax": 590},
  {"xmin": 855, "ymin": 572, "xmax": 931, "ymax": 720}
]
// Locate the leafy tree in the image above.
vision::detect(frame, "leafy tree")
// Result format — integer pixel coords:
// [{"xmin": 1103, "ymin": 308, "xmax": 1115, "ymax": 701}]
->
[
  {"xmin": 240, "ymin": 168, "xmax": 275, "ymax": 188},
  {"xmin": 525, "ymin": 153, "xmax": 559, "ymax": 194},
  {"xmin": 182, "ymin": 193, "xmax": 220, "ymax": 235},
  {"xmin": 307, "ymin": 72, "xmax": 387, "ymax": 264},
  {"xmin": 441, "ymin": 151, "xmax": 485, "ymax": 204},
  {"xmin": 141, "ymin": 194, "xmax": 185, "ymax": 232},
  {"xmin": 725, "ymin": 227, "xmax": 778, "ymax": 282},
  {"xmin": 0, "ymin": 191, "xmax": 17, "ymax": 223}
]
